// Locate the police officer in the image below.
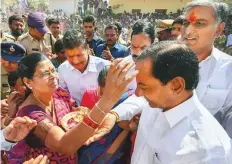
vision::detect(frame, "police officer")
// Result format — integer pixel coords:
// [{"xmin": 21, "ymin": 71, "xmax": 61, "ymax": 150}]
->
[
  {"xmin": 17, "ymin": 12, "xmax": 56, "ymax": 56},
  {"xmin": 1, "ymin": 42, "xmax": 26, "ymax": 122}
]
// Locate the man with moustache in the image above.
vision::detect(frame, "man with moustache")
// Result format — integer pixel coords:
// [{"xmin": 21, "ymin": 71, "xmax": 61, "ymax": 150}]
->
[
  {"xmin": 58, "ymin": 30, "xmax": 110, "ymax": 105},
  {"xmin": 181, "ymin": 0, "xmax": 232, "ymax": 116},
  {"xmin": 4, "ymin": 15, "xmax": 24, "ymax": 42},
  {"xmin": 17, "ymin": 12, "xmax": 56, "ymax": 56},
  {"xmin": 171, "ymin": 15, "xmax": 184, "ymax": 40},
  {"xmin": 84, "ymin": 0, "xmax": 232, "ymax": 148},
  {"xmin": 96, "ymin": 24, "xmax": 128, "ymax": 61}
]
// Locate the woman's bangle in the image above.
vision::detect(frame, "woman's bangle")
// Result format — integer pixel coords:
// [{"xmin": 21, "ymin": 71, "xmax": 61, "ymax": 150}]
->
[
  {"xmin": 95, "ymin": 103, "xmax": 107, "ymax": 115},
  {"xmin": 109, "ymin": 111, "xmax": 119, "ymax": 122},
  {"xmin": 82, "ymin": 115, "xmax": 99, "ymax": 129}
]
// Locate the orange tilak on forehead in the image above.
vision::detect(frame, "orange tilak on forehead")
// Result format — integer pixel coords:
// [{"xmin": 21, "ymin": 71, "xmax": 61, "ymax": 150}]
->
[
  {"xmin": 66, "ymin": 48, "xmax": 79, "ymax": 57},
  {"xmin": 189, "ymin": 11, "xmax": 197, "ymax": 23}
]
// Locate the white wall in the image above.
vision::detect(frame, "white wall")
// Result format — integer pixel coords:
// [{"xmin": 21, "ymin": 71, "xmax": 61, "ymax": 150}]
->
[{"xmin": 49, "ymin": 0, "xmax": 75, "ymax": 15}]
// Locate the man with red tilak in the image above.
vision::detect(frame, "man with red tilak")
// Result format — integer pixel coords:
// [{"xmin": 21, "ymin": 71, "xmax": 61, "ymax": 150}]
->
[
  {"xmin": 84, "ymin": 1, "xmax": 232, "ymax": 163},
  {"xmin": 181, "ymin": 1, "xmax": 232, "ymax": 117}
]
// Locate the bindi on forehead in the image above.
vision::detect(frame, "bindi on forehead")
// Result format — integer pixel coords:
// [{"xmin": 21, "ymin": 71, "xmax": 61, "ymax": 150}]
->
[{"xmin": 189, "ymin": 11, "xmax": 197, "ymax": 23}]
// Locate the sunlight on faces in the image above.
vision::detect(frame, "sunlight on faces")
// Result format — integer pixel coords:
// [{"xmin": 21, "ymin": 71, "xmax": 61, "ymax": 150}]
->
[
  {"xmin": 130, "ymin": 33, "xmax": 152, "ymax": 62},
  {"xmin": 182, "ymin": 6, "xmax": 224, "ymax": 55},
  {"xmin": 65, "ymin": 47, "xmax": 88, "ymax": 72},
  {"xmin": 24, "ymin": 59, "xmax": 58, "ymax": 94},
  {"xmin": 135, "ymin": 58, "xmax": 173, "ymax": 109},
  {"xmin": 1, "ymin": 58, "xmax": 18, "ymax": 73}
]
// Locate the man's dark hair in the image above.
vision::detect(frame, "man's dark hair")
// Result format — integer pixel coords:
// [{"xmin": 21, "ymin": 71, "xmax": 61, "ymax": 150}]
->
[
  {"xmin": 54, "ymin": 39, "xmax": 64, "ymax": 54},
  {"xmin": 8, "ymin": 15, "xmax": 24, "ymax": 25},
  {"xmin": 62, "ymin": 30, "xmax": 83, "ymax": 49},
  {"xmin": 104, "ymin": 24, "xmax": 118, "ymax": 33},
  {"xmin": 114, "ymin": 22, "xmax": 122, "ymax": 34},
  {"xmin": 98, "ymin": 66, "xmax": 110, "ymax": 87},
  {"xmin": 137, "ymin": 41, "xmax": 199, "ymax": 90},
  {"xmin": 47, "ymin": 18, "xmax": 60, "ymax": 27},
  {"xmin": 172, "ymin": 15, "xmax": 184, "ymax": 26},
  {"xmin": 83, "ymin": 15, "xmax": 95, "ymax": 25},
  {"xmin": 131, "ymin": 20, "xmax": 155, "ymax": 43}
]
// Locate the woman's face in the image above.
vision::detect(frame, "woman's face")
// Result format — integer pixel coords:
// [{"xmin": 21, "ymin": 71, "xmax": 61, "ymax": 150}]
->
[{"xmin": 29, "ymin": 59, "xmax": 59, "ymax": 95}]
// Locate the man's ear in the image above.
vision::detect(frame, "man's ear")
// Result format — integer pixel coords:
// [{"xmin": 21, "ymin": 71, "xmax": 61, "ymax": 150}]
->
[
  {"xmin": 215, "ymin": 22, "xmax": 225, "ymax": 38},
  {"xmin": 169, "ymin": 77, "xmax": 185, "ymax": 95}
]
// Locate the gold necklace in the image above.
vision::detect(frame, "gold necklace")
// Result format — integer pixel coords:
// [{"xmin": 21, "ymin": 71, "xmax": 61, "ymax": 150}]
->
[{"xmin": 32, "ymin": 93, "xmax": 53, "ymax": 114}]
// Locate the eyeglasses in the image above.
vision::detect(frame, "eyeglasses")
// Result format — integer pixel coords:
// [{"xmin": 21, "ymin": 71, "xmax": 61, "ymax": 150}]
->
[{"xmin": 34, "ymin": 68, "xmax": 58, "ymax": 80}]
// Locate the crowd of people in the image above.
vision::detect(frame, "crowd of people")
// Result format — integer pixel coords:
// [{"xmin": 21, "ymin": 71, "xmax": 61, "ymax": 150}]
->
[{"xmin": 1, "ymin": 0, "xmax": 232, "ymax": 164}]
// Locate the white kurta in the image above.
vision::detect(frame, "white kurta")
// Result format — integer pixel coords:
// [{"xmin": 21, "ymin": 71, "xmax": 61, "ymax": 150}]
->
[{"xmin": 131, "ymin": 93, "xmax": 232, "ymax": 164}]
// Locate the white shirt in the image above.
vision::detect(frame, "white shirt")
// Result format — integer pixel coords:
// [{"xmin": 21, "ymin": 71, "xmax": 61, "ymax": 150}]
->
[
  {"xmin": 0, "ymin": 130, "xmax": 16, "ymax": 151},
  {"xmin": 196, "ymin": 47, "xmax": 232, "ymax": 115},
  {"xmin": 113, "ymin": 47, "xmax": 232, "ymax": 120},
  {"xmin": 58, "ymin": 56, "xmax": 110, "ymax": 105},
  {"xmin": 131, "ymin": 93, "xmax": 232, "ymax": 164}
]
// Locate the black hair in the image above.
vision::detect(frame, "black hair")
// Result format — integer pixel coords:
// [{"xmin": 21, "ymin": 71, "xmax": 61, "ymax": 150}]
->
[
  {"xmin": 137, "ymin": 41, "xmax": 199, "ymax": 90},
  {"xmin": 18, "ymin": 53, "xmax": 48, "ymax": 99},
  {"xmin": 8, "ymin": 15, "xmax": 24, "ymax": 25},
  {"xmin": 47, "ymin": 18, "xmax": 60, "ymax": 27},
  {"xmin": 54, "ymin": 39, "xmax": 64, "ymax": 54},
  {"xmin": 114, "ymin": 22, "xmax": 122, "ymax": 34},
  {"xmin": 131, "ymin": 20, "xmax": 155, "ymax": 43},
  {"xmin": 83, "ymin": 15, "xmax": 95, "ymax": 25},
  {"xmin": 104, "ymin": 24, "xmax": 118, "ymax": 33},
  {"xmin": 8, "ymin": 71, "xmax": 20, "ymax": 87},
  {"xmin": 172, "ymin": 15, "xmax": 184, "ymax": 26},
  {"xmin": 62, "ymin": 30, "xmax": 83, "ymax": 49},
  {"xmin": 98, "ymin": 66, "xmax": 110, "ymax": 87}
]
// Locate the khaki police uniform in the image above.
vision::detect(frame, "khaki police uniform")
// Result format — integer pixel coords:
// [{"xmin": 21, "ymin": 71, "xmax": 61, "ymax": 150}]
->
[
  {"xmin": 17, "ymin": 32, "xmax": 56, "ymax": 55},
  {"xmin": 1, "ymin": 65, "xmax": 10, "ymax": 99}
]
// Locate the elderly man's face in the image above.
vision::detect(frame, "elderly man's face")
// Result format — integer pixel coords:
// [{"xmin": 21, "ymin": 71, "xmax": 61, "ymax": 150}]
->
[
  {"xmin": 135, "ymin": 58, "xmax": 173, "ymax": 109},
  {"xmin": 181, "ymin": 6, "xmax": 223, "ymax": 56}
]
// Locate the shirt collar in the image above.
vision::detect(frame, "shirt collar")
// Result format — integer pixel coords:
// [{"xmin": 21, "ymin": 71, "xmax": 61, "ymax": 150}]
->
[
  {"xmin": 92, "ymin": 34, "xmax": 99, "ymax": 41},
  {"xmin": 112, "ymin": 42, "xmax": 120, "ymax": 50},
  {"xmin": 28, "ymin": 32, "xmax": 39, "ymax": 42},
  {"xmin": 199, "ymin": 47, "xmax": 219, "ymax": 67},
  {"xmin": 164, "ymin": 92, "xmax": 199, "ymax": 128},
  {"xmin": 68, "ymin": 55, "xmax": 98, "ymax": 73}
]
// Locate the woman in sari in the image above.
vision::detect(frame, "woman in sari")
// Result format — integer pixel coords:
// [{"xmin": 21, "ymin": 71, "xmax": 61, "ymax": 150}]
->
[
  {"xmin": 6, "ymin": 52, "xmax": 137, "ymax": 163},
  {"xmin": 79, "ymin": 66, "xmax": 134, "ymax": 164}
]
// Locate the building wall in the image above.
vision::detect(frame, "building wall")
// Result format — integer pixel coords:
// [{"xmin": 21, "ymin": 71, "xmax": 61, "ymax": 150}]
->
[
  {"xmin": 49, "ymin": 0, "xmax": 75, "ymax": 15},
  {"xmin": 109, "ymin": 0, "xmax": 192, "ymax": 14}
]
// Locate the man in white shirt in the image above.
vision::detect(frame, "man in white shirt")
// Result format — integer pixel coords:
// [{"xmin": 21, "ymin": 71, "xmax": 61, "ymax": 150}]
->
[
  {"xmin": 132, "ymin": 41, "xmax": 232, "ymax": 164},
  {"xmin": 113, "ymin": 0, "xmax": 232, "ymax": 121},
  {"xmin": 124, "ymin": 20, "xmax": 155, "ymax": 90},
  {"xmin": 58, "ymin": 30, "xmax": 110, "ymax": 105}
]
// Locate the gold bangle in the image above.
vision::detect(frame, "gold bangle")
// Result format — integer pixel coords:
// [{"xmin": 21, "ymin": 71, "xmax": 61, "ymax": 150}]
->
[
  {"xmin": 95, "ymin": 103, "xmax": 107, "ymax": 115},
  {"xmin": 109, "ymin": 111, "xmax": 119, "ymax": 122}
]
